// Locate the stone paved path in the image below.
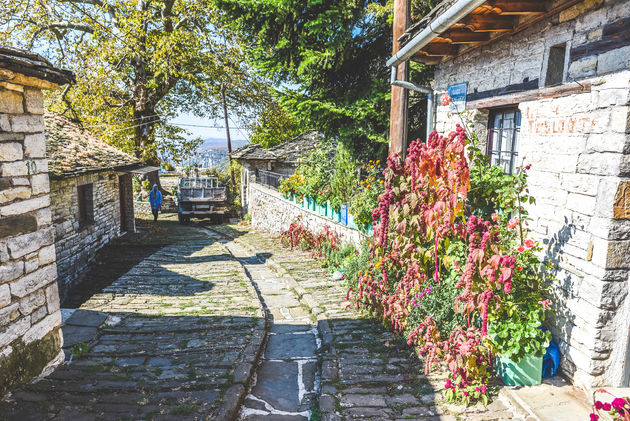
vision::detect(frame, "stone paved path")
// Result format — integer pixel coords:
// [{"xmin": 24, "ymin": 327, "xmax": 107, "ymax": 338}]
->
[
  {"xmin": 2, "ymin": 219, "xmax": 525, "ymax": 420},
  {"xmin": 212, "ymin": 224, "xmax": 523, "ymax": 421},
  {"xmin": 216, "ymin": 235, "xmax": 319, "ymax": 420},
  {"xmin": 0, "ymin": 218, "xmax": 264, "ymax": 420}
]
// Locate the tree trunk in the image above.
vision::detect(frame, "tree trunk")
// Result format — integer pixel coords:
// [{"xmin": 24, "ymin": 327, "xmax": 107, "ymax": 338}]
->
[{"xmin": 133, "ymin": 107, "xmax": 168, "ymax": 194}]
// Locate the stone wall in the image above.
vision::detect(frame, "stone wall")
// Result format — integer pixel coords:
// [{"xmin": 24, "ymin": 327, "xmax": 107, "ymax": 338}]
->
[
  {"xmin": 50, "ymin": 171, "xmax": 125, "ymax": 303},
  {"xmin": 249, "ymin": 182, "xmax": 366, "ymax": 247},
  {"xmin": 430, "ymin": 1, "xmax": 630, "ymax": 387},
  {"xmin": 0, "ymin": 81, "xmax": 63, "ymax": 395}
]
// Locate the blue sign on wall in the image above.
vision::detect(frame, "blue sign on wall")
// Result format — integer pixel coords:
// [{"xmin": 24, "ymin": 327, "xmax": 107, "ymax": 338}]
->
[{"xmin": 447, "ymin": 82, "xmax": 468, "ymax": 112}]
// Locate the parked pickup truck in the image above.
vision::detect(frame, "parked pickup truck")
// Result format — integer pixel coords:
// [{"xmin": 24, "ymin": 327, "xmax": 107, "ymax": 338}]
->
[{"xmin": 176, "ymin": 177, "xmax": 228, "ymax": 224}]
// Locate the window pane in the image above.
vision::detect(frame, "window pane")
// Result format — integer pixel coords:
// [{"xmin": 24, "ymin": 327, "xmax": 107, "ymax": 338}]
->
[
  {"xmin": 503, "ymin": 114, "xmax": 514, "ymax": 129},
  {"xmin": 502, "ymin": 129, "xmax": 513, "ymax": 152},
  {"xmin": 494, "ymin": 114, "xmax": 502, "ymax": 129},
  {"xmin": 488, "ymin": 109, "xmax": 521, "ymax": 174}
]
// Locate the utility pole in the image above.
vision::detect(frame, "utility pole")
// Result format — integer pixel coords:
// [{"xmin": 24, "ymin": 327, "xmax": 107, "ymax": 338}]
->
[
  {"xmin": 389, "ymin": 0, "xmax": 410, "ymax": 157},
  {"xmin": 221, "ymin": 84, "xmax": 236, "ymax": 190}
]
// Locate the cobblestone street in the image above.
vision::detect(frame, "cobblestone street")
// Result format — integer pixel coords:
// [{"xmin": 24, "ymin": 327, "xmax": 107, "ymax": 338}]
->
[{"xmin": 1, "ymin": 217, "xmax": 521, "ymax": 420}]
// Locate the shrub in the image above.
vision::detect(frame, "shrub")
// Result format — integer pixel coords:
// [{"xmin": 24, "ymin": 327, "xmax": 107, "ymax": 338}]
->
[
  {"xmin": 349, "ymin": 160, "xmax": 384, "ymax": 227},
  {"xmin": 354, "ymin": 125, "xmax": 553, "ymax": 405}
]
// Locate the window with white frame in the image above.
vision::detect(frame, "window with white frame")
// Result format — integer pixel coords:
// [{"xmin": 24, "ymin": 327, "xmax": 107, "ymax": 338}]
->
[{"xmin": 487, "ymin": 108, "xmax": 521, "ymax": 174}]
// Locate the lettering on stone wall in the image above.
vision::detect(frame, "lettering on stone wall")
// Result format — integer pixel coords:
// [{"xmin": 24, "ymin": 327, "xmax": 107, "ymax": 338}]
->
[
  {"xmin": 613, "ymin": 181, "xmax": 630, "ymax": 219},
  {"xmin": 524, "ymin": 105, "xmax": 595, "ymax": 135},
  {"xmin": 26, "ymin": 160, "xmax": 37, "ymax": 175}
]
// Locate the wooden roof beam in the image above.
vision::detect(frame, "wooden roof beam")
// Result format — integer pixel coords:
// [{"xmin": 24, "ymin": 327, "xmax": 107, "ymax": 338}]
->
[
  {"xmin": 439, "ymin": 29, "xmax": 491, "ymax": 43},
  {"xmin": 486, "ymin": 0, "xmax": 549, "ymax": 15},
  {"xmin": 459, "ymin": 14, "xmax": 517, "ymax": 31},
  {"xmin": 412, "ymin": 56, "xmax": 443, "ymax": 65},
  {"xmin": 418, "ymin": 43, "xmax": 459, "ymax": 57}
]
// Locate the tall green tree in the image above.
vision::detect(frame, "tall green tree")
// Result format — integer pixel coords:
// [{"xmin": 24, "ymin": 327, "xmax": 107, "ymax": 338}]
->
[
  {"xmin": 214, "ymin": 0, "xmax": 395, "ymax": 160},
  {"xmin": 215, "ymin": 0, "xmax": 436, "ymax": 160},
  {"xmin": 249, "ymin": 100, "xmax": 304, "ymax": 149},
  {"xmin": 1, "ymin": 0, "xmax": 269, "ymax": 165}
]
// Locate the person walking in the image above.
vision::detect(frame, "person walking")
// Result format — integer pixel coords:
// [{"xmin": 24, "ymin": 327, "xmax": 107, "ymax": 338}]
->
[{"xmin": 149, "ymin": 184, "xmax": 163, "ymax": 222}]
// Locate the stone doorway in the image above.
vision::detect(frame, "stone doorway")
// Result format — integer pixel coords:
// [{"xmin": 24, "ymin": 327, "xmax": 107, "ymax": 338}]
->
[{"xmin": 119, "ymin": 174, "xmax": 130, "ymax": 233}]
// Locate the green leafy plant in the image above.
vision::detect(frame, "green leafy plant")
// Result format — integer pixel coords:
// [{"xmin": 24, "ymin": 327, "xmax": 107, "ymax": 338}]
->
[
  {"xmin": 329, "ymin": 144, "xmax": 359, "ymax": 211},
  {"xmin": 349, "ymin": 160, "xmax": 384, "ymax": 226},
  {"xmin": 296, "ymin": 144, "xmax": 335, "ymax": 204},
  {"xmin": 70, "ymin": 342, "xmax": 89, "ymax": 358},
  {"xmin": 489, "ymin": 302, "xmax": 550, "ymax": 361}
]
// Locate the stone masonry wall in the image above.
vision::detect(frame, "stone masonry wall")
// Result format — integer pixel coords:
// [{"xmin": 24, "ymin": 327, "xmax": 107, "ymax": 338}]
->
[
  {"xmin": 249, "ymin": 182, "xmax": 366, "ymax": 247},
  {"xmin": 50, "ymin": 171, "xmax": 123, "ymax": 304},
  {"xmin": 431, "ymin": 1, "xmax": 630, "ymax": 387},
  {"xmin": 0, "ymin": 82, "xmax": 63, "ymax": 395}
]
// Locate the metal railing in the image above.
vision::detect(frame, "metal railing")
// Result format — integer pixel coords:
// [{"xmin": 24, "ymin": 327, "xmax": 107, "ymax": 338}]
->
[{"xmin": 257, "ymin": 170, "xmax": 285, "ymax": 189}]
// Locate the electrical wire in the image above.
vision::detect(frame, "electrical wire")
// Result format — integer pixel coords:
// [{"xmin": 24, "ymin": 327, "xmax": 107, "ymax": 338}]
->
[
  {"xmin": 82, "ymin": 114, "xmax": 162, "ymax": 129},
  {"xmin": 98, "ymin": 118, "xmax": 249, "ymax": 134}
]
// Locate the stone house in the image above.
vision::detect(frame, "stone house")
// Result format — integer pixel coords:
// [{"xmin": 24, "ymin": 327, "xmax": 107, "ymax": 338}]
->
[
  {"xmin": 232, "ymin": 130, "xmax": 322, "ymax": 214},
  {"xmin": 45, "ymin": 113, "xmax": 142, "ymax": 303},
  {"xmin": 0, "ymin": 47, "xmax": 73, "ymax": 395},
  {"xmin": 387, "ymin": 0, "xmax": 630, "ymax": 387}
]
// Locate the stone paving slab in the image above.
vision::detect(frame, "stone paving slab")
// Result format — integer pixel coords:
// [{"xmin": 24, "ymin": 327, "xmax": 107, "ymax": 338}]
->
[{"xmin": 0, "ymin": 217, "xmax": 265, "ymax": 420}]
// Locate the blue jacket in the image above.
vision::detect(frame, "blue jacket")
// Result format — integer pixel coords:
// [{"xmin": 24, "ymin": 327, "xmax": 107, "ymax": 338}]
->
[{"xmin": 149, "ymin": 185, "xmax": 163, "ymax": 210}]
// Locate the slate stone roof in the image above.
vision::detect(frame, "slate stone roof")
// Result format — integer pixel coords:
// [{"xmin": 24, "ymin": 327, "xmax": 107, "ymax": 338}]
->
[
  {"xmin": 45, "ymin": 112, "xmax": 141, "ymax": 178},
  {"xmin": 231, "ymin": 130, "xmax": 323, "ymax": 164},
  {"xmin": 0, "ymin": 46, "xmax": 74, "ymax": 85}
]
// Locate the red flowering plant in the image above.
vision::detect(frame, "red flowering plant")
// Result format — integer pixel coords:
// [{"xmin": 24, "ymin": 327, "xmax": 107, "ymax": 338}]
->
[
  {"xmin": 356, "ymin": 125, "xmax": 500, "ymax": 404},
  {"xmin": 352, "ymin": 124, "xmax": 554, "ymax": 405},
  {"xmin": 280, "ymin": 217, "xmax": 344, "ymax": 262},
  {"xmin": 591, "ymin": 389, "xmax": 630, "ymax": 421}
]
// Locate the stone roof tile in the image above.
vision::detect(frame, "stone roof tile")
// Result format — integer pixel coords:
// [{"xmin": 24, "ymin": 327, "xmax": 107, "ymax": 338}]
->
[
  {"xmin": 45, "ymin": 112, "xmax": 141, "ymax": 178},
  {"xmin": 0, "ymin": 46, "xmax": 74, "ymax": 85},
  {"xmin": 231, "ymin": 130, "xmax": 322, "ymax": 163}
]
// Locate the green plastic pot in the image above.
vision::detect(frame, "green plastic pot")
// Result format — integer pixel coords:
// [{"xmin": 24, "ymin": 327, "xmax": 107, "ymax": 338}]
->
[
  {"xmin": 495, "ymin": 353, "xmax": 542, "ymax": 386},
  {"xmin": 326, "ymin": 200, "xmax": 332, "ymax": 219},
  {"xmin": 317, "ymin": 202, "xmax": 326, "ymax": 216},
  {"xmin": 347, "ymin": 212, "xmax": 358, "ymax": 230}
]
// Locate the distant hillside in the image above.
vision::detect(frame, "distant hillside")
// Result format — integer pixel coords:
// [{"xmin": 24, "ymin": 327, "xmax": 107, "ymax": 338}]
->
[{"xmin": 200, "ymin": 137, "xmax": 248, "ymax": 151}]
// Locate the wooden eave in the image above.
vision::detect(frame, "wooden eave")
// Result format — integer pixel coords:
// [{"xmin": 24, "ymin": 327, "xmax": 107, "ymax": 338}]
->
[{"xmin": 406, "ymin": 0, "xmax": 583, "ymax": 64}]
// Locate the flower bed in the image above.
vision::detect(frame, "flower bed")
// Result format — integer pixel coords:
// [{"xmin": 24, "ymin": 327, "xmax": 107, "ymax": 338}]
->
[{"xmin": 278, "ymin": 142, "xmax": 384, "ymax": 231}]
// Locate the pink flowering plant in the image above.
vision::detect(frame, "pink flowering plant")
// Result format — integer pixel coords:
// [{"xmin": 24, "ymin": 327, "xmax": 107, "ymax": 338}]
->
[
  {"xmin": 591, "ymin": 389, "xmax": 630, "ymax": 421},
  {"xmin": 347, "ymin": 125, "xmax": 555, "ymax": 405}
]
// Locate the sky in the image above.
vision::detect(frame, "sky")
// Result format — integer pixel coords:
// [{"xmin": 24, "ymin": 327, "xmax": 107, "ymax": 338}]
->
[{"xmin": 170, "ymin": 112, "xmax": 250, "ymax": 142}]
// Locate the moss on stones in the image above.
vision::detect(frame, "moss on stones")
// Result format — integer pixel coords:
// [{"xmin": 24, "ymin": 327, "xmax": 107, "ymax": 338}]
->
[{"xmin": 0, "ymin": 327, "xmax": 62, "ymax": 396}]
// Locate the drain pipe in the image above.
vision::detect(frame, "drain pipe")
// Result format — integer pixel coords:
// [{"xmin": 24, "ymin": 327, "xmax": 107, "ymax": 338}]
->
[
  {"xmin": 386, "ymin": 0, "xmax": 487, "ymax": 68},
  {"xmin": 390, "ymin": 65, "xmax": 435, "ymax": 140}
]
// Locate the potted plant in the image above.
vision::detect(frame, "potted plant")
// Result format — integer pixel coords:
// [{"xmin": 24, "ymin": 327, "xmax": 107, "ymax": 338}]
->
[
  {"xmin": 486, "ymin": 196, "xmax": 554, "ymax": 386},
  {"xmin": 489, "ymin": 301, "xmax": 551, "ymax": 385}
]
